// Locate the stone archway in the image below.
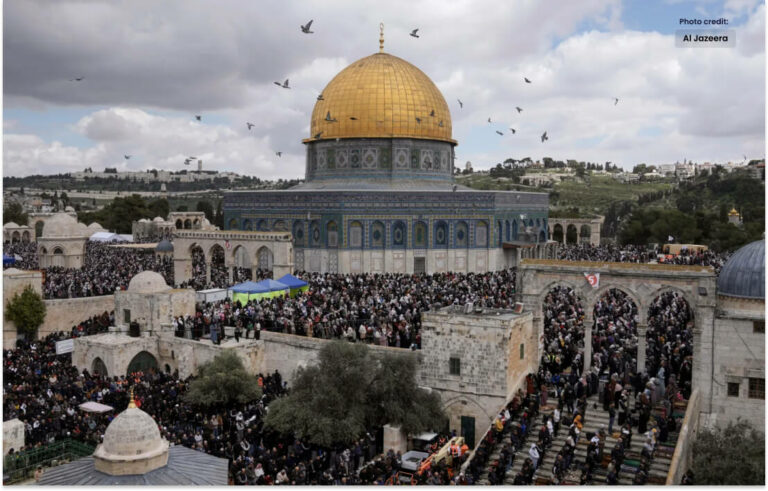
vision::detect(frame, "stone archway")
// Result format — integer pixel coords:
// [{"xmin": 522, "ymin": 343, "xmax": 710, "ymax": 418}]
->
[
  {"xmin": 566, "ymin": 224, "xmax": 578, "ymax": 244},
  {"xmin": 580, "ymin": 224, "xmax": 592, "ymax": 244},
  {"xmin": 190, "ymin": 244, "xmax": 206, "ymax": 286},
  {"xmin": 552, "ymin": 224, "xmax": 564, "ymax": 243},
  {"xmin": 91, "ymin": 357, "xmax": 108, "ymax": 377},
  {"xmin": 256, "ymin": 246, "xmax": 274, "ymax": 272},
  {"xmin": 127, "ymin": 351, "xmax": 158, "ymax": 375},
  {"xmin": 209, "ymin": 244, "xmax": 226, "ymax": 287},
  {"xmin": 591, "ymin": 287, "xmax": 639, "ymax": 377},
  {"xmin": 232, "ymin": 245, "xmax": 252, "ymax": 282}
]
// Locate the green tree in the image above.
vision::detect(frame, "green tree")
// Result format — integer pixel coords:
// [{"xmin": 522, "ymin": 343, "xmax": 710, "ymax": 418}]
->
[
  {"xmin": 265, "ymin": 341, "xmax": 445, "ymax": 447},
  {"xmin": 691, "ymin": 419, "xmax": 764, "ymax": 485},
  {"xmin": 176, "ymin": 205, "xmax": 189, "ymax": 212},
  {"xmin": 148, "ymin": 198, "xmax": 169, "ymax": 219},
  {"xmin": 3, "ymin": 202, "xmax": 28, "ymax": 225},
  {"xmin": 184, "ymin": 351, "xmax": 262, "ymax": 407},
  {"xmin": 196, "ymin": 201, "xmax": 214, "ymax": 221},
  {"xmin": 5, "ymin": 286, "xmax": 46, "ymax": 338}
]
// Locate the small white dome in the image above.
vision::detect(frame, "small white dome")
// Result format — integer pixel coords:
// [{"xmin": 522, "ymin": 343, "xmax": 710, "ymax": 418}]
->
[
  {"xmin": 127, "ymin": 271, "xmax": 170, "ymax": 294},
  {"xmin": 3, "ymin": 222, "xmax": 19, "ymax": 229},
  {"xmin": 153, "ymin": 216, "xmax": 165, "ymax": 222},
  {"xmin": 93, "ymin": 405, "xmax": 169, "ymax": 476},
  {"xmin": 138, "ymin": 218, "xmax": 150, "ymax": 223},
  {"xmin": 64, "ymin": 206, "xmax": 75, "ymax": 212},
  {"xmin": 42, "ymin": 213, "xmax": 88, "ymax": 238},
  {"xmin": 88, "ymin": 222, "xmax": 104, "ymax": 229}
]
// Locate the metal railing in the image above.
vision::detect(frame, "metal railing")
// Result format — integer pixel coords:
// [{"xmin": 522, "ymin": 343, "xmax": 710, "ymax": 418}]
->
[{"xmin": 3, "ymin": 439, "xmax": 95, "ymax": 484}]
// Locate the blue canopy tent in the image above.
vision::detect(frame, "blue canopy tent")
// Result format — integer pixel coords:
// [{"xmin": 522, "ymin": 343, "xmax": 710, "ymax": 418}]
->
[
  {"xmin": 230, "ymin": 279, "xmax": 289, "ymax": 304},
  {"xmin": 3, "ymin": 255, "xmax": 15, "ymax": 266},
  {"xmin": 276, "ymin": 274, "xmax": 309, "ymax": 297}
]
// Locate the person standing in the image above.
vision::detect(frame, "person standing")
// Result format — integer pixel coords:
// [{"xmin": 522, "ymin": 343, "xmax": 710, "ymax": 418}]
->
[{"xmin": 608, "ymin": 403, "xmax": 616, "ymax": 435}]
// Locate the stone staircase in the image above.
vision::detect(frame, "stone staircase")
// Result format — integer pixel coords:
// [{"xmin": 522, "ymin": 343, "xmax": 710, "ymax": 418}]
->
[{"xmin": 477, "ymin": 394, "xmax": 686, "ymax": 485}]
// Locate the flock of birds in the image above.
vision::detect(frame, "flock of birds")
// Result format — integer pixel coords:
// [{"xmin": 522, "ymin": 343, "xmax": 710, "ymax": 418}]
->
[{"xmin": 67, "ymin": 20, "xmax": 627, "ymax": 166}]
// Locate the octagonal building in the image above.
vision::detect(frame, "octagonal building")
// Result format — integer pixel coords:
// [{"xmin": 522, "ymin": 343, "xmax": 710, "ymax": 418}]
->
[{"xmin": 223, "ymin": 36, "xmax": 549, "ymax": 274}]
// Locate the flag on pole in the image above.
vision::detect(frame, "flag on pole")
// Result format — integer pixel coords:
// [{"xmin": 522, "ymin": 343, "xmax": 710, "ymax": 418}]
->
[
  {"xmin": 584, "ymin": 272, "xmax": 600, "ymax": 289},
  {"xmin": 225, "ymin": 240, "xmax": 231, "ymax": 250}
]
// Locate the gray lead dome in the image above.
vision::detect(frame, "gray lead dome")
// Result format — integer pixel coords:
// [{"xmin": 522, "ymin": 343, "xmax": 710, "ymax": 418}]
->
[{"xmin": 717, "ymin": 239, "xmax": 765, "ymax": 299}]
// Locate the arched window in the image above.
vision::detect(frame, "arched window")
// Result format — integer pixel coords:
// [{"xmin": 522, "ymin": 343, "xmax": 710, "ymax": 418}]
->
[
  {"xmin": 505, "ymin": 220, "xmax": 510, "ymax": 241},
  {"xmin": 434, "ymin": 221, "xmax": 448, "ymax": 248},
  {"xmin": 349, "ymin": 221, "xmax": 363, "ymax": 248},
  {"xmin": 184, "ymin": 219, "xmax": 191, "ymax": 229},
  {"xmin": 256, "ymin": 246, "xmax": 274, "ymax": 270},
  {"xmin": 512, "ymin": 220, "xmax": 519, "ymax": 241},
  {"xmin": 497, "ymin": 221, "xmax": 503, "ymax": 246},
  {"xmin": 273, "ymin": 220, "xmax": 287, "ymax": 231},
  {"xmin": 414, "ymin": 221, "xmax": 427, "ymax": 248},
  {"xmin": 310, "ymin": 220, "xmax": 321, "ymax": 247},
  {"xmin": 228, "ymin": 218, "xmax": 238, "ymax": 230},
  {"xmin": 242, "ymin": 219, "xmax": 252, "ymax": 231},
  {"xmin": 392, "ymin": 221, "xmax": 406, "ymax": 247},
  {"xmin": 475, "ymin": 221, "xmax": 488, "ymax": 247},
  {"xmin": 371, "ymin": 221, "xmax": 385, "ymax": 248},
  {"xmin": 455, "ymin": 221, "xmax": 468, "ymax": 247},
  {"xmin": 256, "ymin": 219, "xmax": 268, "ymax": 231},
  {"xmin": 293, "ymin": 222, "xmax": 304, "ymax": 246},
  {"xmin": 327, "ymin": 221, "xmax": 338, "ymax": 248}
]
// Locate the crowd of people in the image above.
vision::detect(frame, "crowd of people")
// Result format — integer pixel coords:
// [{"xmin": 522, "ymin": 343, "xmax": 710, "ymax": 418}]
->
[
  {"xmin": 3, "ymin": 241, "xmax": 39, "ymax": 270},
  {"xmin": 556, "ymin": 244, "xmax": 729, "ymax": 273},
  {"xmin": 40, "ymin": 242, "xmax": 174, "ymax": 299},
  {"xmin": 178, "ymin": 269, "xmax": 518, "ymax": 350}
]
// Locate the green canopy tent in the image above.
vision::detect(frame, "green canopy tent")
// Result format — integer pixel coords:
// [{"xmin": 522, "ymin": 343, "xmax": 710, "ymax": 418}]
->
[
  {"xmin": 229, "ymin": 279, "xmax": 289, "ymax": 304},
  {"xmin": 276, "ymin": 273, "xmax": 309, "ymax": 297}
]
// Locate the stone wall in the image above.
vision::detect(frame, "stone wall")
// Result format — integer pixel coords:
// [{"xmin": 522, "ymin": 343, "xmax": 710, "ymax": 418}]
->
[
  {"xmin": 666, "ymin": 390, "xmax": 701, "ymax": 484},
  {"xmin": 39, "ymin": 295, "xmax": 115, "ymax": 339},
  {"xmin": 3, "ymin": 419, "xmax": 25, "ymax": 455}
]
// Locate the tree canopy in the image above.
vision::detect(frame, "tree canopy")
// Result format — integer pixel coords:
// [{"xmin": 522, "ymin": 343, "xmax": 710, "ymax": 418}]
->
[
  {"xmin": 184, "ymin": 351, "xmax": 262, "ymax": 408},
  {"xmin": 691, "ymin": 419, "xmax": 764, "ymax": 485},
  {"xmin": 77, "ymin": 195, "xmax": 169, "ymax": 233},
  {"xmin": 5, "ymin": 286, "xmax": 46, "ymax": 337},
  {"xmin": 3, "ymin": 202, "xmax": 28, "ymax": 226},
  {"xmin": 265, "ymin": 341, "xmax": 445, "ymax": 447}
]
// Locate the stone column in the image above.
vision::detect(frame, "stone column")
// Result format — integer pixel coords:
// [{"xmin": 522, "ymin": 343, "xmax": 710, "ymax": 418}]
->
[
  {"xmin": 205, "ymin": 261, "xmax": 211, "ymax": 285},
  {"xmin": 583, "ymin": 313, "xmax": 593, "ymax": 374},
  {"xmin": 636, "ymin": 324, "xmax": 647, "ymax": 375},
  {"xmin": 227, "ymin": 265, "xmax": 234, "ymax": 285}
]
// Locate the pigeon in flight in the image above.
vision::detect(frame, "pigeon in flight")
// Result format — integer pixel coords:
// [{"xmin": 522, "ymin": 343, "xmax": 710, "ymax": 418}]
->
[
  {"xmin": 430, "ymin": 110, "xmax": 435, "ymax": 117},
  {"xmin": 524, "ymin": 77, "xmax": 532, "ymax": 83},
  {"xmin": 541, "ymin": 131, "xmax": 548, "ymax": 142},
  {"xmin": 415, "ymin": 117, "xmax": 422, "ymax": 124},
  {"xmin": 410, "ymin": 28, "xmax": 419, "ymax": 38},
  {"xmin": 246, "ymin": 122, "xmax": 255, "ymax": 130},
  {"xmin": 195, "ymin": 115, "xmax": 202, "ymax": 121},
  {"xmin": 124, "ymin": 155, "xmax": 131, "ymax": 160},
  {"xmin": 457, "ymin": 99, "xmax": 463, "ymax": 108},
  {"xmin": 487, "ymin": 117, "xmax": 492, "ymax": 123},
  {"xmin": 274, "ymin": 79, "xmax": 290, "ymax": 89},
  {"xmin": 452, "ymin": 184, "xmax": 458, "ymax": 192},
  {"xmin": 301, "ymin": 20, "xmax": 314, "ymax": 34},
  {"xmin": 349, "ymin": 117, "xmax": 358, "ymax": 120},
  {"xmin": 325, "ymin": 111, "xmax": 337, "ymax": 122},
  {"xmin": 743, "ymin": 155, "xmax": 747, "ymax": 161},
  {"xmin": 314, "ymin": 131, "xmax": 323, "ymax": 139},
  {"xmin": 69, "ymin": 77, "xmax": 84, "ymax": 82},
  {"xmin": 495, "ymin": 130, "xmax": 504, "ymax": 136},
  {"xmin": 438, "ymin": 120, "xmax": 444, "ymax": 127},
  {"xmin": 184, "ymin": 159, "xmax": 192, "ymax": 165},
  {"xmin": 509, "ymin": 128, "xmax": 516, "ymax": 134},
  {"xmin": 515, "ymin": 107, "xmax": 523, "ymax": 113},
  {"xmin": 317, "ymin": 94, "xmax": 324, "ymax": 101},
  {"xmin": 614, "ymin": 97, "xmax": 619, "ymax": 105},
  {"xmin": 276, "ymin": 152, "xmax": 282, "ymax": 157}
]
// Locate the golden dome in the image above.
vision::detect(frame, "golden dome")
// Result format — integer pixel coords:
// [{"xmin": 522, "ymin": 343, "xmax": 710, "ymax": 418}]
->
[{"xmin": 307, "ymin": 52, "xmax": 455, "ymax": 144}]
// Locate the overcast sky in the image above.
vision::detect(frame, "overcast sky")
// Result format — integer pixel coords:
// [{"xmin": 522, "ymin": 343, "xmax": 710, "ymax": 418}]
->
[{"xmin": 3, "ymin": 0, "xmax": 765, "ymax": 178}]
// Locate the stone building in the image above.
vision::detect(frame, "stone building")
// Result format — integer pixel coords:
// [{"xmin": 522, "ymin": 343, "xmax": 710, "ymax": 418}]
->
[
  {"xmin": 37, "ymin": 213, "xmax": 104, "ymax": 269},
  {"xmin": 132, "ymin": 216, "xmax": 174, "ymax": 241},
  {"xmin": 708, "ymin": 239, "xmax": 765, "ymax": 430},
  {"xmin": 419, "ymin": 306, "xmax": 535, "ymax": 447},
  {"xmin": 2, "ymin": 222, "xmax": 35, "ymax": 243},
  {"xmin": 224, "ymin": 32, "xmax": 549, "ymax": 274},
  {"xmin": 113, "ymin": 271, "xmax": 196, "ymax": 335}
]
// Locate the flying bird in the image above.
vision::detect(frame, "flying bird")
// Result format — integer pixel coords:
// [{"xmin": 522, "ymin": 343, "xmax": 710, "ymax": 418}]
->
[
  {"xmin": 246, "ymin": 122, "xmax": 255, "ymax": 130},
  {"xmin": 314, "ymin": 131, "xmax": 323, "ymax": 139},
  {"xmin": 743, "ymin": 155, "xmax": 747, "ymax": 161},
  {"xmin": 415, "ymin": 117, "xmax": 422, "ymax": 124},
  {"xmin": 509, "ymin": 128, "xmax": 516, "ymax": 134},
  {"xmin": 541, "ymin": 131, "xmax": 548, "ymax": 143},
  {"xmin": 487, "ymin": 117, "xmax": 492, "ymax": 123},
  {"xmin": 524, "ymin": 77, "xmax": 532, "ymax": 83},
  {"xmin": 184, "ymin": 159, "xmax": 192, "ymax": 165},
  {"xmin": 430, "ymin": 110, "xmax": 435, "ymax": 117},
  {"xmin": 349, "ymin": 117, "xmax": 358, "ymax": 120},
  {"xmin": 325, "ymin": 111, "xmax": 337, "ymax": 122},
  {"xmin": 194, "ymin": 115, "xmax": 202, "ymax": 121},
  {"xmin": 495, "ymin": 130, "xmax": 504, "ymax": 136},
  {"xmin": 457, "ymin": 99, "xmax": 463, "ymax": 108},
  {"xmin": 301, "ymin": 20, "xmax": 314, "ymax": 34},
  {"xmin": 276, "ymin": 152, "xmax": 282, "ymax": 157},
  {"xmin": 614, "ymin": 97, "xmax": 619, "ymax": 105},
  {"xmin": 515, "ymin": 107, "xmax": 523, "ymax": 113},
  {"xmin": 317, "ymin": 94, "xmax": 324, "ymax": 101},
  {"xmin": 274, "ymin": 79, "xmax": 290, "ymax": 89},
  {"xmin": 438, "ymin": 120, "xmax": 444, "ymax": 127},
  {"xmin": 188, "ymin": 156, "xmax": 197, "ymax": 160},
  {"xmin": 410, "ymin": 28, "xmax": 419, "ymax": 38},
  {"xmin": 124, "ymin": 155, "xmax": 131, "ymax": 160},
  {"xmin": 452, "ymin": 184, "xmax": 458, "ymax": 192},
  {"xmin": 69, "ymin": 77, "xmax": 84, "ymax": 82}
]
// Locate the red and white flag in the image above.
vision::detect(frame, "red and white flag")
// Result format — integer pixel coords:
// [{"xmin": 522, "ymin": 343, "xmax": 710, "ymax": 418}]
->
[
  {"xmin": 225, "ymin": 240, "xmax": 231, "ymax": 250},
  {"xmin": 584, "ymin": 272, "xmax": 600, "ymax": 289}
]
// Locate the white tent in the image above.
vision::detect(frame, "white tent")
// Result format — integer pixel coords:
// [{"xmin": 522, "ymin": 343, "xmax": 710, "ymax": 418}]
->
[
  {"xmin": 89, "ymin": 232, "xmax": 129, "ymax": 242},
  {"xmin": 78, "ymin": 401, "xmax": 114, "ymax": 413}
]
